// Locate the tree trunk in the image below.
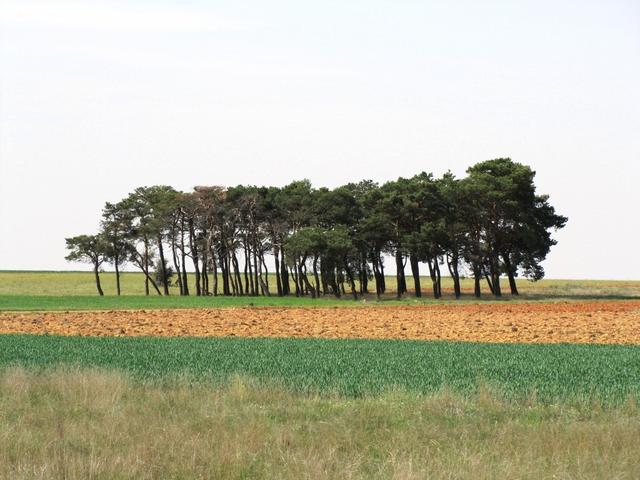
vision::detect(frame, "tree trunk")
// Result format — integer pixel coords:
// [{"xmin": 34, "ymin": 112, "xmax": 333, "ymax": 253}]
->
[
  {"xmin": 156, "ymin": 234, "xmax": 170, "ymax": 296},
  {"xmin": 291, "ymin": 265, "xmax": 300, "ymax": 297},
  {"xmin": 328, "ymin": 267, "xmax": 340, "ymax": 298},
  {"xmin": 490, "ymin": 254, "xmax": 502, "ymax": 297},
  {"xmin": 144, "ymin": 236, "xmax": 150, "ymax": 296},
  {"xmin": 141, "ymin": 264, "xmax": 162, "ymax": 296},
  {"xmin": 189, "ymin": 221, "xmax": 201, "ymax": 296},
  {"xmin": 484, "ymin": 274, "xmax": 494, "ymax": 294},
  {"xmin": 253, "ymin": 247, "xmax": 259, "ymax": 296},
  {"xmin": 372, "ymin": 253, "xmax": 382, "ymax": 300},
  {"xmin": 343, "ymin": 259, "xmax": 358, "ymax": 300},
  {"xmin": 339, "ymin": 270, "xmax": 346, "ymax": 296},
  {"xmin": 258, "ymin": 254, "xmax": 271, "ymax": 297},
  {"xmin": 230, "ymin": 254, "xmax": 239, "ymax": 296},
  {"xmin": 171, "ymin": 242, "xmax": 182, "ymax": 296},
  {"xmin": 312, "ymin": 255, "xmax": 320, "ymax": 297},
  {"xmin": 274, "ymin": 246, "xmax": 283, "ymax": 296},
  {"xmin": 483, "ymin": 266, "xmax": 495, "ymax": 295},
  {"xmin": 222, "ymin": 252, "xmax": 230, "ymax": 295},
  {"xmin": 133, "ymin": 254, "xmax": 162, "ymax": 295},
  {"xmin": 93, "ymin": 264, "xmax": 104, "ymax": 296},
  {"xmin": 179, "ymin": 216, "xmax": 190, "ymax": 295},
  {"xmin": 493, "ymin": 274, "xmax": 502, "ymax": 297},
  {"xmin": 245, "ymin": 245, "xmax": 254, "ymax": 295},
  {"xmin": 114, "ymin": 253, "xmax": 121, "ymax": 296},
  {"xmin": 395, "ymin": 249, "xmax": 405, "ymax": 299},
  {"xmin": 258, "ymin": 273, "xmax": 271, "ymax": 297},
  {"xmin": 201, "ymin": 229, "xmax": 209, "ymax": 295},
  {"xmin": 320, "ymin": 262, "xmax": 329, "ymax": 295},
  {"xmin": 200, "ymin": 254, "xmax": 207, "ymax": 295},
  {"xmin": 473, "ymin": 264, "xmax": 482, "ymax": 298},
  {"xmin": 296, "ymin": 257, "xmax": 308, "ymax": 297},
  {"xmin": 232, "ymin": 252, "xmax": 243, "ymax": 296},
  {"xmin": 201, "ymin": 254, "xmax": 209, "ymax": 295},
  {"xmin": 261, "ymin": 253, "xmax": 270, "ymax": 292},
  {"xmin": 446, "ymin": 253, "xmax": 461, "ymax": 299},
  {"xmin": 427, "ymin": 257, "xmax": 439, "ymax": 299},
  {"xmin": 280, "ymin": 250, "xmax": 290, "ymax": 295},
  {"xmin": 502, "ymin": 254, "xmax": 519, "ymax": 295},
  {"xmin": 409, "ymin": 253, "xmax": 421, "ymax": 298},
  {"xmin": 507, "ymin": 270, "xmax": 518, "ymax": 295},
  {"xmin": 210, "ymin": 245, "xmax": 218, "ymax": 296},
  {"xmin": 299, "ymin": 261, "xmax": 314, "ymax": 299}
]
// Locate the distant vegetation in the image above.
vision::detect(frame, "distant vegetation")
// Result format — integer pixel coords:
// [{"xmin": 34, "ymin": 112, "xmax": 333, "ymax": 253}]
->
[{"xmin": 66, "ymin": 158, "xmax": 566, "ymax": 299}]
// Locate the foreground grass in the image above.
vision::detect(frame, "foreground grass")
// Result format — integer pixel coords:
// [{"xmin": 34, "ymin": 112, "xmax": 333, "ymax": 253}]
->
[
  {"xmin": 1, "ymin": 367, "xmax": 639, "ymax": 479},
  {"xmin": 1, "ymin": 335, "xmax": 639, "ymax": 402}
]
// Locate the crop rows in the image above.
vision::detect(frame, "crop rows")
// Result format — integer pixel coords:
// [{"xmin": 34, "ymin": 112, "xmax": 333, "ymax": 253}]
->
[{"xmin": 1, "ymin": 334, "xmax": 639, "ymax": 403}]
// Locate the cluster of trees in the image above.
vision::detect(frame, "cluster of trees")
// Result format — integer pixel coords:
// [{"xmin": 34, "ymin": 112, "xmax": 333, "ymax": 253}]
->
[{"xmin": 66, "ymin": 158, "xmax": 567, "ymax": 299}]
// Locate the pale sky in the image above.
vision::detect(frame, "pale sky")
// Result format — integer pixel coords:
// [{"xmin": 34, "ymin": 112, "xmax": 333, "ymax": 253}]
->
[{"xmin": 0, "ymin": 0, "xmax": 639, "ymax": 279}]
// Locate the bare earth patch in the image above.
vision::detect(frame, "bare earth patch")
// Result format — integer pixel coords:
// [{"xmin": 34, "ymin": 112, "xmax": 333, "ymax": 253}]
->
[{"xmin": 1, "ymin": 301, "xmax": 639, "ymax": 344}]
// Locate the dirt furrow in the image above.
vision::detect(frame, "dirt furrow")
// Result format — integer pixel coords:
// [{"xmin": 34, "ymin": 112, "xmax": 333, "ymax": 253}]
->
[{"xmin": 1, "ymin": 301, "xmax": 640, "ymax": 344}]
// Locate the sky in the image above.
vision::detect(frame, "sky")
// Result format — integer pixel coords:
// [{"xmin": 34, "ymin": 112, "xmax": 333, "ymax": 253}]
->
[{"xmin": 0, "ymin": 0, "xmax": 639, "ymax": 279}]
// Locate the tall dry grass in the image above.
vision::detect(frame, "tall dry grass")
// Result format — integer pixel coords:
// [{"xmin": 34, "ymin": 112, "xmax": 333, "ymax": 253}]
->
[{"xmin": 1, "ymin": 367, "xmax": 639, "ymax": 479}]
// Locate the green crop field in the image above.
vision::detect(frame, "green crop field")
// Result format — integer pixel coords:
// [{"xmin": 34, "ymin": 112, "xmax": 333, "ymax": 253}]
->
[{"xmin": 1, "ymin": 334, "xmax": 639, "ymax": 403}]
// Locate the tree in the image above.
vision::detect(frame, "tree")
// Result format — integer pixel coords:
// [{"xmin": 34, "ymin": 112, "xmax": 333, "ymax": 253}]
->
[
  {"xmin": 376, "ymin": 179, "xmax": 412, "ymax": 299},
  {"xmin": 65, "ymin": 235, "xmax": 108, "ymax": 296},
  {"xmin": 284, "ymin": 227, "xmax": 326, "ymax": 298},
  {"xmin": 100, "ymin": 201, "xmax": 130, "ymax": 295},
  {"xmin": 436, "ymin": 173, "xmax": 467, "ymax": 299},
  {"xmin": 119, "ymin": 186, "xmax": 180, "ymax": 296},
  {"xmin": 407, "ymin": 173, "xmax": 444, "ymax": 299},
  {"xmin": 466, "ymin": 158, "xmax": 567, "ymax": 296},
  {"xmin": 323, "ymin": 226, "xmax": 359, "ymax": 299},
  {"xmin": 139, "ymin": 185, "xmax": 180, "ymax": 296},
  {"xmin": 351, "ymin": 180, "xmax": 392, "ymax": 298},
  {"xmin": 275, "ymin": 180, "xmax": 315, "ymax": 296}
]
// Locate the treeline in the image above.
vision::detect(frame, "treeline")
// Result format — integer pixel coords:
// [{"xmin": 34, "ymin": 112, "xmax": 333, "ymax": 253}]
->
[{"xmin": 66, "ymin": 158, "xmax": 566, "ymax": 299}]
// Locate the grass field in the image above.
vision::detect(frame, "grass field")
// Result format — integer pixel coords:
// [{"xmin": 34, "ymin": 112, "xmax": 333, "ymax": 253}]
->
[
  {"xmin": 2, "ymin": 368, "xmax": 638, "ymax": 479},
  {"xmin": 1, "ymin": 271, "xmax": 639, "ymax": 311}
]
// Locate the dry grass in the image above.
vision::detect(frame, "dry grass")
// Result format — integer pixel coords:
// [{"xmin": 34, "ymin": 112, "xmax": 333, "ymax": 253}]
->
[{"xmin": 1, "ymin": 367, "xmax": 639, "ymax": 479}]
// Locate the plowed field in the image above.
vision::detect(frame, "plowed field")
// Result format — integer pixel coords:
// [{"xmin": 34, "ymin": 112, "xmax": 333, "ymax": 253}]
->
[{"xmin": 2, "ymin": 301, "xmax": 640, "ymax": 344}]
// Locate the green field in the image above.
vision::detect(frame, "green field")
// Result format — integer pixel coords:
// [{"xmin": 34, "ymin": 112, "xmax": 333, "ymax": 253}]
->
[
  {"xmin": 1, "ymin": 335, "xmax": 639, "ymax": 403},
  {"xmin": 1, "ymin": 271, "xmax": 639, "ymax": 311}
]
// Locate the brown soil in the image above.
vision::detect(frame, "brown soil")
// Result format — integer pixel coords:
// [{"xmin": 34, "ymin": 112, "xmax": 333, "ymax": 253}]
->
[{"xmin": 1, "ymin": 301, "xmax": 640, "ymax": 344}]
